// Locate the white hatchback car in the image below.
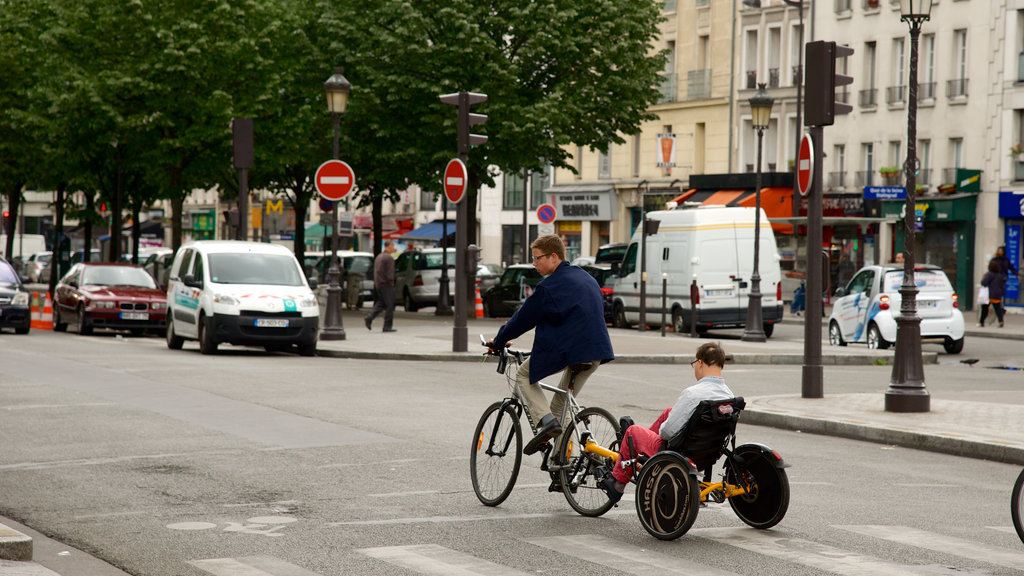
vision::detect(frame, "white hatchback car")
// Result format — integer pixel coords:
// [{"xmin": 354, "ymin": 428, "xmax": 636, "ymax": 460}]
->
[{"xmin": 828, "ymin": 264, "xmax": 965, "ymax": 354}]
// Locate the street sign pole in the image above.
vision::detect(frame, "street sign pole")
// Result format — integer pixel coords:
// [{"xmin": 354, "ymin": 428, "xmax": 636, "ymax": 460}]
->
[{"xmin": 802, "ymin": 125, "xmax": 824, "ymax": 398}]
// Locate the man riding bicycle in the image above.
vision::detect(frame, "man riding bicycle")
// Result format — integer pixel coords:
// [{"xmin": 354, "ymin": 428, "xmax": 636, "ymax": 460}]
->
[{"xmin": 488, "ymin": 234, "xmax": 614, "ymax": 458}]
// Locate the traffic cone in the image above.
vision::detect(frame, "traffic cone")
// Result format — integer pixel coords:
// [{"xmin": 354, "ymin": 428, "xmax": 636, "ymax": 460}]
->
[{"xmin": 475, "ymin": 283, "xmax": 484, "ymax": 318}]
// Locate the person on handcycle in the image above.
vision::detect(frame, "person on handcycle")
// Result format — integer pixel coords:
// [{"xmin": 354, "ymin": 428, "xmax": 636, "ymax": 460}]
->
[
  {"xmin": 487, "ymin": 234, "xmax": 614, "ymax": 459},
  {"xmin": 601, "ymin": 341, "xmax": 734, "ymax": 503}
]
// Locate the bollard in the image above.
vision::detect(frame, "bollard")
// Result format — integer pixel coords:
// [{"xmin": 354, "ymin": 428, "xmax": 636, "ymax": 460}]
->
[
  {"xmin": 660, "ymin": 274, "xmax": 668, "ymax": 337},
  {"xmin": 689, "ymin": 278, "xmax": 698, "ymax": 338}
]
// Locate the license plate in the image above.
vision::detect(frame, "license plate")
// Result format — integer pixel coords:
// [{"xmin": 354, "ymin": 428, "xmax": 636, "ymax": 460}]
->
[
  {"xmin": 920, "ymin": 300, "xmax": 937, "ymax": 308},
  {"xmin": 706, "ymin": 289, "xmax": 733, "ymax": 297},
  {"xmin": 120, "ymin": 312, "xmax": 149, "ymax": 320},
  {"xmin": 255, "ymin": 318, "xmax": 289, "ymax": 328}
]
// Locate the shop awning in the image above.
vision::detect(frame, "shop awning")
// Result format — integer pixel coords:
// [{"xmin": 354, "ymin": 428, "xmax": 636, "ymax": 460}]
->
[{"xmin": 400, "ymin": 220, "xmax": 456, "ymax": 241}]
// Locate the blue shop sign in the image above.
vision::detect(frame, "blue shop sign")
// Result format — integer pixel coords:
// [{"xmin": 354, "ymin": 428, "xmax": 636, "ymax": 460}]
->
[
  {"xmin": 999, "ymin": 191, "xmax": 1024, "ymax": 218},
  {"xmin": 864, "ymin": 186, "xmax": 906, "ymax": 200}
]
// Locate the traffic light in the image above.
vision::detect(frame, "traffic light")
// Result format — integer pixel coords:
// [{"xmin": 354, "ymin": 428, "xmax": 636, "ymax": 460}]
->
[
  {"xmin": 2, "ymin": 210, "xmax": 10, "ymax": 231},
  {"xmin": 804, "ymin": 40, "xmax": 854, "ymax": 127},
  {"xmin": 439, "ymin": 91, "xmax": 487, "ymax": 157}
]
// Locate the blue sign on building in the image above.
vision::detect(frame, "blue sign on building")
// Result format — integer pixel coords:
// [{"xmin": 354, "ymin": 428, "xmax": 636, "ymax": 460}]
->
[
  {"xmin": 864, "ymin": 186, "xmax": 906, "ymax": 200},
  {"xmin": 1007, "ymin": 225, "xmax": 1020, "ymax": 301},
  {"xmin": 999, "ymin": 191, "xmax": 1024, "ymax": 218}
]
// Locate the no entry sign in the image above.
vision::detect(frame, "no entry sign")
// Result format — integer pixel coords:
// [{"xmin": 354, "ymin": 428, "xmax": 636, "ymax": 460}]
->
[
  {"xmin": 315, "ymin": 160, "xmax": 355, "ymax": 202},
  {"xmin": 536, "ymin": 204, "xmax": 556, "ymax": 224},
  {"xmin": 797, "ymin": 134, "xmax": 813, "ymax": 197},
  {"xmin": 443, "ymin": 159, "xmax": 468, "ymax": 204}
]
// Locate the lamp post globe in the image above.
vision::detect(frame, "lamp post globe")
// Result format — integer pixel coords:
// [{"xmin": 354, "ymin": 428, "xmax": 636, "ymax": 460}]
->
[
  {"xmin": 887, "ymin": 0, "xmax": 932, "ymax": 412},
  {"xmin": 321, "ymin": 68, "xmax": 351, "ymax": 342},
  {"xmin": 742, "ymin": 83, "xmax": 774, "ymax": 343}
]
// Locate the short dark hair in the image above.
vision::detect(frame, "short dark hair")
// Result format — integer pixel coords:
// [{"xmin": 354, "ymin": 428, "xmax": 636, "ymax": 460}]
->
[
  {"xmin": 531, "ymin": 234, "xmax": 565, "ymax": 261},
  {"xmin": 695, "ymin": 342, "xmax": 727, "ymax": 368}
]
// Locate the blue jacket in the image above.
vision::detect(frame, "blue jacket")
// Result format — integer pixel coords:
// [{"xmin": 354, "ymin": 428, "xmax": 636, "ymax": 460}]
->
[{"xmin": 493, "ymin": 262, "xmax": 614, "ymax": 382}]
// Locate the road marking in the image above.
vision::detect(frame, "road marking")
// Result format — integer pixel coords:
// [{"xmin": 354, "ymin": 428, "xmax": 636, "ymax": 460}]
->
[
  {"xmin": 358, "ymin": 544, "xmax": 530, "ymax": 576},
  {"xmin": 838, "ymin": 525, "xmax": 1024, "ymax": 570},
  {"xmin": 525, "ymin": 534, "xmax": 740, "ymax": 575},
  {"xmin": 191, "ymin": 556, "xmax": 323, "ymax": 576},
  {"xmin": 328, "ymin": 507, "xmax": 634, "ymax": 527},
  {"xmin": 695, "ymin": 527, "xmax": 923, "ymax": 576}
]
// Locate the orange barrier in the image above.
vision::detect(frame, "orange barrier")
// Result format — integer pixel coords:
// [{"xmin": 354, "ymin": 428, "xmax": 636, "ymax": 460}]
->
[
  {"xmin": 30, "ymin": 292, "xmax": 53, "ymax": 330},
  {"xmin": 474, "ymin": 284, "xmax": 484, "ymax": 318}
]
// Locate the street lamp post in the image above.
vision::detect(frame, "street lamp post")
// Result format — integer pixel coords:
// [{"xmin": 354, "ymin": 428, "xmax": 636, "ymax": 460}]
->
[
  {"xmin": 743, "ymin": 83, "xmax": 774, "ymax": 343},
  {"xmin": 783, "ymin": 0, "xmax": 804, "ymax": 218},
  {"xmin": 321, "ymin": 68, "xmax": 351, "ymax": 341},
  {"xmin": 887, "ymin": 0, "xmax": 932, "ymax": 412}
]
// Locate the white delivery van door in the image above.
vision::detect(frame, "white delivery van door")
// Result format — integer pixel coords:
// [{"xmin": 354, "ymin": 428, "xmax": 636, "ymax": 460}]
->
[{"xmin": 698, "ymin": 236, "xmax": 744, "ymax": 323}]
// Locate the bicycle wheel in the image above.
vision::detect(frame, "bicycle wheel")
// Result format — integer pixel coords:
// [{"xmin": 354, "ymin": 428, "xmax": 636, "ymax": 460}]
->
[
  {"xmin": 726, "ymin": 444, "xmax": 790, "ymax": 530},
  {"xmin": 634, "ymin": 452, "xmax": 700, "ymax": 540},
  {"xmin": 557, "ymin": 406, "xmax": 620, "ymax": 517},
  {"xmin": 1012, "ymin": 468, "xmax": 1024, "ymax": 544},
  {"xmin": 470, "ymin": 401, "xmax": 523, "ymax": 506}
]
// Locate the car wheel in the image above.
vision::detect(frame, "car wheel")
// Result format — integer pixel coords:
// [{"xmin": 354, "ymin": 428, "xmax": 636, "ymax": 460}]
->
[
  {"xmin": 297, "ymin": 342, "xmax": 317, "ymax": 357},
  {"xmin": 15, "ymin": 322, "xmax": 30, "ymax": 335},
  {"xmin": 166, "ymin": 319, "xmax": 184, "ymax": 350},
  {"xmin": 867, "ymin": 323, "xmax": 889, "ymax": 350},
  {"xmin": 78, "ymin": 306, "xmax": 93, "ymax": 336},
  {"xmin": 198, "ymin": 315, "xmax": 218, "ymax": 355},
  {"xmin": 672, "ymin": 307, "xmax": 687, "ymax": 333},
  {"xmin": 943, "ymin": 337, "xmax": 964, "ymax": 355},
  {"xmin": 613, "ymin": 302, "xmax": 629, "ymax": 329},
  {"xmin": 404, "ymin": 289, "xmax": 419, "ymax": 312},
  {"xmin": 482, "ymin": 299, "xmax": 492, "ymax": 318},
  {"xmin": 828, "ymin": 321, "xmax": 846, "ymax": 347},
  {"xmin": 52, "ymin": 305, "xmax": 68, "ymax": 332}
]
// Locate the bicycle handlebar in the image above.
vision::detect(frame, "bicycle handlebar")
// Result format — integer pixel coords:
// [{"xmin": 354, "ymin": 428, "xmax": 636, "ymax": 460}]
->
[{"xmin": 479, "ymin": 335, "xmax": 528, "ymax": 374}]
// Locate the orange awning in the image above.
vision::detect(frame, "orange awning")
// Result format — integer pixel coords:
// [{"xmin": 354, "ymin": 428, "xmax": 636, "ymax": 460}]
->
[
  {"xmin": 702, "ymin": 189, "xmax": 746, "ymax": 205},
  {"xmin": 737, "ymin": 186, "xmax": 794, "ymax": 233},
  {"xmin": 669, "ymin": 188, "xmax": 698, "ymax": 205}
]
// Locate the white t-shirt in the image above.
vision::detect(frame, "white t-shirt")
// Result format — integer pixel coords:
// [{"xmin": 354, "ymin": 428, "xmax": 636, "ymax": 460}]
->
[{"xmin": 658, "ymin": 376, "xmax": 735, "ymax": 441}]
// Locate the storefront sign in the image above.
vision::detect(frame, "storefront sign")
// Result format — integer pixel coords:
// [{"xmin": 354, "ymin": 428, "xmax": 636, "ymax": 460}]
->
[
  {"xmin": 1007, "ymin": 225, "xmax": 1021, "ymax": 300},
  {"xmin": 864, "ymin": 186, "xmax": 906, "ymax": 200},
  {"xmin": 998, "ymin": 191, "xmax": 1024, "ymax": 218},
  {"xmin": 552, "ymin": 191, "xmax": 612, "ymax": 221}
]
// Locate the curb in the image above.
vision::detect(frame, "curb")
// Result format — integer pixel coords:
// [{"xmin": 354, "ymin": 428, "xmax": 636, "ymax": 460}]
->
[
  {"xmin": 0, "ymin": 523, "xmax": 32, "ymax": 562},
  {"xmin": 741, "ymin": 408, "xmax": 1024, "ymax": 466},
  {"xmin": 314, "ymin": 350, "xmax": 936, "ymax": 366}
]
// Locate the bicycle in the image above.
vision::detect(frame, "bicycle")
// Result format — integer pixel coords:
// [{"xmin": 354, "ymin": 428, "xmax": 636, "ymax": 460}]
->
[
  {"xmin": 1013, "ymin": 468, "xmax": 1024, "ymax": 544},
  {"xmin": 470, "ymin": 336, "xmax": 620, "ymax": 516}
]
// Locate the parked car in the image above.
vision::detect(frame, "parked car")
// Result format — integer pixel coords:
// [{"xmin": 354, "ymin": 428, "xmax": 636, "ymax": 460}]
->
[
  {"xmin": 140, "ymin": 247, "xmax": 175, "ymax": 290},
  {"xmin": 394, "ymin": 247, "xmax": 455, "ymax": 311},
  {"xmin": 0, "ymin": 257, "xmax": 31, "ymax": 334},
  {"xmin": 595, "ymin": 242, "xmax": 628, "ymax": 265},
  {"xmin": 828, "ymin": 264, "xmax": 965, "ymax": 354},
  {"xmin": 481, "ymin": 264, "xmax": 543, "ymax": 317},
  {"xmin": 39, "ymin": 249, "xmax": 101, "ymax": 284},
  {"xmin": 24, "ymin": 251, "xmax": 52, "ymax": 283},
  {"xmin": 580, "ymin": 263, "xmax": 615, "ymax": 324},
  {"xmin": 51, "ymin": 262, "xmax": 168, "ymax": 336},
  {"xmin": 305, "ymin": 250, "xmax": 375, "ymax": 306},
  {"xmin": 476, "ymin": 263, "xmax": 503, "ymax": 294}
]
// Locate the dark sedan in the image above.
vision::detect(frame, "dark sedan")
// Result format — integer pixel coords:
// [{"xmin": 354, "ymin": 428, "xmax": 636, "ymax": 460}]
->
[
  {"xmin": 52, "ymin": 262, "xmax": 167, "ymax": 335},
  {"xmin": 481, "ymin": 264, "xmax": 542, "ymax": 317},
  {"xmin": 0, "ymin": 257, "xmax": 31, "ymax": 334}
]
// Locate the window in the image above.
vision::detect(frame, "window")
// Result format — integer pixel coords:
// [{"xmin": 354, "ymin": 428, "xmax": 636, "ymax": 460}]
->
[
  {"xmin": 598, "ymin": 150, "xmax": 611, "ymax": 179},
  {"xmin": 768, "ymin": 27, "xmax": 782, "ymax": 87},
  {"xmin": 621, "ymin": 243, "xmax": 638, "ymax": 277},
  {"xmin": 632, "ymin": 135, "xmax": 641, "ymax": 177},
  {"xmin": 920, "ymin": 34, "xmax": 936, "ymax": 100},
  {"xmin": 919, "ymin": 140, "xmax": 931, "ymax": 186},
  {"xmin": 831, "ymin": 144, "xmax": 846, "ymax": 188},
  {"xmin": 950, "ymin": 29, "xmax": 968, "ymax": 98},
  {"xmin": 503, "ymin": 172, "xmax": 525, "ymax": 209},
  {"xmin": 790, "ymin": 20, "xmax": 803, "ymax": 87},
  {"xmin": 889, "ymin": 141, "xmax": 902, "ymax": 169},
  {"xmin": 890, "ymin": 37, "xmax": 905, "ymax": 105},
  {"xmin": 575, "ymin": 146, "xmax": 583, "ymax": 178},
  {"xmin": 951, "ymin": 138, "xmax": 963, "ymax": 169},
  {"xmin": 419, "ymin": 189, "xmax": 436, "ymax": 211},
  {"xmin": 745, "ymin": 29, "xmax": 759, "ymax": 89}
]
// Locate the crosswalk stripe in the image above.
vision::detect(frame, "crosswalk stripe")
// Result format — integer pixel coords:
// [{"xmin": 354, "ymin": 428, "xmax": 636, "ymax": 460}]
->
[
  {"xmin": 695, "ymin": 527, "xmax": 923, "ymax": 576},
  {"xmin": 525, "ymin": 534, "xmax": 740, "ymax": 575},
  {"xmin": 838, "ymin": 525, "xmax": 1024, "ymax": 570},
  {"xmin": 358, "ymin": 544, "xmax": 531, "ymax": 575},
  {"xmin": 190, "ymin": 556, "xmax": 323, "ymax": 576}
]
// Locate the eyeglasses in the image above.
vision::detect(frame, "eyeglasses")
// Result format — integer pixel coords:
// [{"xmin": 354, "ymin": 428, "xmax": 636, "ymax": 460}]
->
[
  {"xmin": 532, "ymin": 253, "xmax": 552, "ymax": 263},
  {"xmin": 690, "ymin": 359, "xmax": 700, "ymax": 367}
]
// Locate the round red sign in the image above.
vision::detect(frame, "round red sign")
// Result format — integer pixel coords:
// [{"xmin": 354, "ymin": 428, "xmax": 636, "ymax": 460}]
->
[
  {"xmin": 315, "ymin": 160, "xmax": 355, "ymax": 202},
  {"xmin": 797, "ymin": 134, "xmax": 813, "ymax": 197},
  {"xmin": 536, "ymin": 204, "xmax": 556, "ymax": 224},
  {"xmin": 443, "ymin": 159, "xmax": 468, "ymax": 204}
]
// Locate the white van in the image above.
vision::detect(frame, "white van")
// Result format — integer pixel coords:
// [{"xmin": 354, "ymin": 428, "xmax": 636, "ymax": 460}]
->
[
  {"xmin": 165, "ymin": 241, "xmax": 320, "ymax": 355},
  {"xmin": 608, "ymin": 206, "xmax": 783, "ymax": 336}
]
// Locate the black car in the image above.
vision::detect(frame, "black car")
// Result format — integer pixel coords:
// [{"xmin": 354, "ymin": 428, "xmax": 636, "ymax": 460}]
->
[
  {"xmin": 481, "ymin": 265, "xmax": 543, "ymax": 317},
  {"xmin": 580, "ymin": 264, "xmax": 615, "ymax": 324},
  {"xmin": 595, "ymin": 242, "xmax": 628, "ymax": 265},
  {"xmin": 0, "ymin": 257, "xmax": 31, "ymax": 334}
]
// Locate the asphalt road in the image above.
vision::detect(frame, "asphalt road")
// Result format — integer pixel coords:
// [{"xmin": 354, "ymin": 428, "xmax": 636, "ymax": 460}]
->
[{"xmin": 1, "ymin": 330, "xmax": 1023, "ymax": 575}]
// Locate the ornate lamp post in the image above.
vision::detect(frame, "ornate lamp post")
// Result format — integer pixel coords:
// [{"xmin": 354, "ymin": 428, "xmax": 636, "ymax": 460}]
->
[
  {"xmin": 742, "ymin": 83, "xmax": 774, "ymax": 343},
  {"xmin": 887, "ymin": 0, "xmax": 932, "ymax": 412},
  {"xmin": 320, "ymin": 68, "xmax": 351, "ymax": 341}
]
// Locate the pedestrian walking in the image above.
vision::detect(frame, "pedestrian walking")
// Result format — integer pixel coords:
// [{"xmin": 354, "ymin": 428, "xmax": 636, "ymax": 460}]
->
[
  {"xmin": 365, "ymin": 240, "xmax": 398, "ymax": 332},
  {"xmin": 978, "ymin": 259, "xmax": 1006, "ymax": 328}
]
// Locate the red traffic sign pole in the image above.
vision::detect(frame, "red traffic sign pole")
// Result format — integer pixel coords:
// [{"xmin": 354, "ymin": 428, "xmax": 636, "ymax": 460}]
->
[
  {"xmin": 315, "ymin": 160, "xmax": 355, "ymax": 202},
  {"xmin": 443, "ymin": 158, "xmax": 468, "ymax": 204},
  {"xmin": 797, "ymin": 134, "xmax": 814, "ymax": 197}
]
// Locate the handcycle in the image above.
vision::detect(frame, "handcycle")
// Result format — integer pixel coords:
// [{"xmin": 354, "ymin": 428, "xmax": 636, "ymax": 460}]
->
[
  {"xmin": 470, "ymin": 337, "xmax": 621, "ymax": 516},
  {"xmin": 622, "ymin": 396, "xmax": 791, "ymax": 540},
  {"xmin": 1012, "ymin": 468, "xmax": 1024, "ymax": 544}
]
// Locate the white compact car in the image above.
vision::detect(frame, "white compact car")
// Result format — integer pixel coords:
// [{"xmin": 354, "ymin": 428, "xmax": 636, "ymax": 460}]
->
[
  {"xmin": 828, "ymin": 264, "xmax": 965, "ymax": 354},
  {"xmin": 165, "ymin": 241, "xmax": 320, "ymax": 356}
]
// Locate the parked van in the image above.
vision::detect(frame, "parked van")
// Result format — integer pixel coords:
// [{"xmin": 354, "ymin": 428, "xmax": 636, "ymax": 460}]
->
[
  {"xmin": 165, "ymin": 241, "xmax": 320, "ymax": 355},
  {"xmin": 608, "ymin": 206, "xmax": 783, "ymax": 336}
]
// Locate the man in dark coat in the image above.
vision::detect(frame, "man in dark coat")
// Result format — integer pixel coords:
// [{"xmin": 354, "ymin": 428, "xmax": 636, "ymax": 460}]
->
[
  {"xmin": 365, "ymin": 240, "xmax": 397, "ymax": 332},
  {"xmin": 489, "ymin": 234, "xmax": 614, "ymax": 456}
]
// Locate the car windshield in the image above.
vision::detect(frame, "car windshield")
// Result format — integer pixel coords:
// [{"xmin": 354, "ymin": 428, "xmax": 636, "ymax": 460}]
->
[
  {"xmin": 347, "ymin": 256, "xmax": 372, "ymax": 274},
  {"xmin": 208, "ymin": 253, "xmax": 305, "ymax": 286},
  {"xmin": 882, "ymin": 269, "xmax": 952, "ymax": 293},
  {"xmin": 37, "ymin": 254, "xmax": 52, "ymax": 264},
  {"xmin": 595, "ymin": 245, "xmax": 627, "ymax": 264},
  {"xmin": 422, "ymin": 252, "xmax": 454, "ymax": 270},
  {"xmin": 81, "ymin": 266, "xmax": 157, "ymax": 288},
  {"xmin": 0, "ymin": 262, "xmax": 17, "ymax": 283}
]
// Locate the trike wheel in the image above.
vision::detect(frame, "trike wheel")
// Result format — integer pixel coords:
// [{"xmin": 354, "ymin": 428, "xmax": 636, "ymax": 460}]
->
[
  {"xmin": 556, "ymin": 407, "xmax": 620, "ymax": 517},
  {"xmin": 634, "ymin": 452, "xmax": 700, "ymax": 540},
  {"xmin": 1012, "ymin": 468, "xmax": 1024, "ymax": 544},
  {"xmin": 470, "ymin": 401, "xmax": 522, "ymax": 507},
  {"xmin": 725, "ymin": 444, "xmax": 790, "ymax": 529}
]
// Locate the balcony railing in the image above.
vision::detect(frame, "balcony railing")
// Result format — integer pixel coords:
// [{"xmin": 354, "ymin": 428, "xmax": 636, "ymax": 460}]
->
[
  {"xmin": 855, "ymin": 170, "xmax": 876, "ymax": 187},
  {"xmin": 746, "ymin": 70, "xmax": 757, "ymax": 90},
  {"xmin": 878, "ymin": 171, "xmax": 902, "ymax": 186},
  {"xmin": 946, "ymin": 78, "xmax": 969, "ymax": 99},
  {"xmin": 886, "ymin": 85, "xmax": 905, "ymax": 105},
  {"xmin": 916, "ymin": 168, "xmax": 933, "ymax": 187},
  {"xmin": 858, "ymin": 88, "xmax": 878, "ymax": 108},
  {"xmin": 768, "ymin": 67, "xmax": 780, "ymax": 88},
  {"xmin": 918, "ymin": 81, "xmax": 936, "ymax": 101},
  {"xmin": 658, "ymin": 73, "xmax": 677, "ymax": 103},
  {"xmin": 687, "ymin": 69, "xmax": 712, "ymax": 100},
  {"xmin": 942, "ymin": 168, "xmax": 959, "ymax": 185},
  {"xmin": 828, "ymin": 171, "xmax": 847, "ymax": 189}
]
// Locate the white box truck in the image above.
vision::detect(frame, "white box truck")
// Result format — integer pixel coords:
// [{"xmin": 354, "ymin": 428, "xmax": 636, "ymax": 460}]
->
[{"xmin": 608, "ymin": 205, "xmax": 783, "ymax": 337}]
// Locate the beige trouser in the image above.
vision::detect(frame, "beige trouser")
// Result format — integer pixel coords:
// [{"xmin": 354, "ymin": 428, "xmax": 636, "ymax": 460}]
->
[{"xmin": 516, "ymin": 356, "xmax": 600, "ymax": 430}]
